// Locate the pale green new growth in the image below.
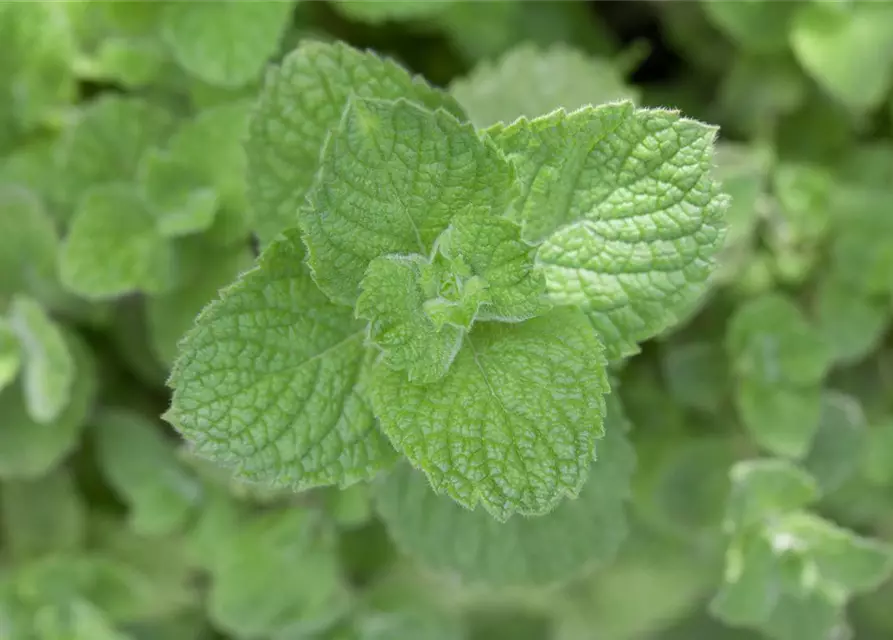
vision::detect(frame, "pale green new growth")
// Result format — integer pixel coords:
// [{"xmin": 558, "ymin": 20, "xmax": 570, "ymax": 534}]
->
[
  {"xmin": 246, "ymin": 40, "xmax": 465, "ymax": 244},
  {"xmin": 725, "ymin": 459, "xmax": 819, "ymax": 532},
  {"xmin": 437, "ymin": 213, "xmax": 548, "ymax": 322},
  {"xmin": 356, "ymin": 255, "xmax": 464, "ymax": 384},
  {"xmin": 451, "ymin": 43, "xmax": 639, "ymax": 128},
  {"xmin": 161, "ymin": 1, "xmax": 294, "ymax": 87},
  {"xmin": 369, "ymin": 308, "xmax": 608, "ymax": 521},
  {"xmin": 302, "ymin": 97, "xmax": 517, "ymax": 306},
  {"xmin": 375, "ymin": 399, "xmax": 634, "ymax": 584},
  {"xmin": 8, "ymin": 296, "xmax": 74, "ymax": 425},
  {"xmin": 166, "ymin": 229, "xmax": 396, "ymax": 491},
  {"xmin": 489, "ymin": 103, "xmax": 728, "ymax": 360},
  {"xmin": 60, "ymin": 184, "xmax": 177, "ymax": 299}
]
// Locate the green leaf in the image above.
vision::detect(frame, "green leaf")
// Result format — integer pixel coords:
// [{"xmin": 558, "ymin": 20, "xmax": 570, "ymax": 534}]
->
[
  {"xmin": 60, "ymin": 184, "xmax": 177, "ymax": 299},
  {"xmin": 450, "ymin": 43, "xmax": 638, "ymax": 128},
  {"xmin": 166, "ymin": 229, "xmax": 396, "ymax": 491},
  {"xmin": 59, "ymin": 96, "xmax": 175, "ymax": 208},
  {"xmin": 761, "ymin": 588, "xmax": 842, "ymax": 640},
  {"xmin": 489, "ymin": 103, "xmax": 728, "ymax": 360},
  {"xmin": 369, "ymin": 307, "xmax": 608, "ymax": 521},
  {"xmin": 146, "ymin": 242, "xmax": 254, "ymax": 366},
  {"xmin": 0, "ymin": 186, "xmax": 60, "ymax": 307},
  {"xmin": 864, "ymin": 417, "xmax": 893, "ymax": 486},
  {"xmin": 35, "ymin": 600, "xmax": 134, "ymax": 640},
  {"xmin": 8, "ymin": 296, "xmax": 75, "ymax": 425},
  {"xmin": 734, "ymin": 378, "xmax": 822, "ymax": 459},
  {"xmin": 710, "ymin": 533, "xmax": 780, "ymax": 627},
  {"xmin": 137, "ymin": 148, "xmax": 218, "ymax": 238},
  {"xmin": 165, "ymin": 101, "xmax": 254, "ymax": 245},
  {"xmin": 375, "ymin": 399, "xmax": 634, "ymax": 585},
  {"xmin": 0, "ymin": 330, "xmax": 96, "ymax": 479},
  {"xmin": 802, "ymin": 392, "xmax": 866, "ymax": 494},
  {"xmin": 659, "ymin": 341, "xmax": 729, "ymax": 413},
  {"xmin": 727, "ymin": 293, "xmax": 830, "ymax": 387},
  {"xmin": 702, "ymin": 0, "xmax": 797, "ymax": 54},
  {"xmin": 0, "ymin": 318, "xmax": 21, "ymax": 394},
  {"xmin": 207, "ymin": 508, "xmax": 349, "ymax": 638},
  {"xmin": 724, "ymin": 459, "xmax": 818, "ymax": 532},
  {"xmin": 302, "ymin": 97, "xmax": 516, "ymax": 306},
  {"xmin": 161, "ymin": 0, "xmax": 294, "ymax": 87},
  {"xmin": 93, "ymin": 410, "xmax": 203, "ymax": 536},
  {"xmin": 437, "ymin": 212, "xmax": 548, "ymax": 322},
  {"xmin": 813, "ymin": 274, "xmax": 890, "ymax": 366},
  {"xmin": 790, "ymin": 1, "xmax": 893, "ymax": 111},
  {"xmin": 246, "ymin": 40, "xmax": 465, "ymax": 244},
  {"xmin": 0, "ymin": 466, "xmax": 86, "ymax": 560},
  {"xmin": 829, "ymin": 187, "xmax": 893, "ymax": 296},
  {"xmin": 356, "ymin": 254, "xmax": 464, "ymax": 384},
  {"xmin": 332, "ymin": 0, "xmax": 452, "ymax": 24}
]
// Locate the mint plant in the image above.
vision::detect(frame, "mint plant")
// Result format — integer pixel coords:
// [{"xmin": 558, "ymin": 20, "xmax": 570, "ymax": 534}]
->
[{"xmin": 165, "ymin": 40, "xmax": 729, "ymax": 524}]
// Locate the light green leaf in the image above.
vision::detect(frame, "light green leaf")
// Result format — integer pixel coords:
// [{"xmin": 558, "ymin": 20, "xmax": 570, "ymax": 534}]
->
[
  {"xmin": 246, "ymin": 40, "xmax": 465, "ymax": 244},
  {"xmin": 450, "ymin": 43, "xmax": 638, "ymax": 128},
  {"xmin": 725, "ymin": 459, "xmax": 818, "ymax": 532},
  {"xmin": 702, "ymin": 0, "xmax": 797, "ymax": 54},
  {"xmin": 8, "ymin": 296, "xmax": 74, "ymax": 424},
  {"xmin": 710, "ymin": 533, "xmax": 780, "ymax": 627},
  {"xmin": 813, "ymin": 274, "xmax": 890, "ymax": 366},
  {"xmin": 771, "ymin": 511, "xmax": 893, "ymax": 595},
  {"xmin": 0, "ymin": 466, "xmax": 86, "ymax": 560},
  {"xmin": 735, "ymin": 377, "xmax": 822, "ymax": 459},
  {"xmin": 207, "ymin": 508, "xmax": 349, "ymax": 638},
  {"xmin": 802, "ymin": 392, "xmax": 866, "ymax": 494},
  {"xmin": 138, "ymin": 148, "xmax": 218, "ymax": 238},
  {"xmin": 437, "ymin": 212, "xmax": 548, "ymax": 322},
  {"xmin": 369, "ymin": 307, "xmax": 608, "ymax": 521},
  {"xmin": 166, "ymin": 229, "xmax": 396, "ymax": 491},
  {"xmin": 59, "ymin": 96, "xmax": 174, "ymax": 207},
  {"xmin": 0, "ymin": 330, "xmax": 95, "ymax": 479},
  {"xmin": 146, "ymin": 242, "xmax": 254, "ymax": 366},
  {"xmin": 727, "ymin": 293, "xmax": 830, "ymax": 387},
  {"xmin": 0, "ymin": 318, "xmax": 21, "ymax": 393},
  {"xmin": 375, "ymin": 399, "xmax": 634, "ymax": 585},
  {"xmin": 60, "ymin": 184, "xmax": 177, "ymax": 299},
  {"xmin": 356, "ymin": 254, "xmax": 464, "ymax": 384},
  {"xmin": 864, "ymin": 418, "xmax": 893, "ymax": 486},
  {"xmin": 829, "ymin": 186, "xmax": 893, "ymax": 296},
  {"xmin": 0, "ymin": 186, "xmax": 60, "ymax": 307},
  {"xmin": 761, "ymin": 588, "xmax": 842, "ymax": 640},
  {"xmin": 302, "ymin": 97, "xmax": 516, "ymax": 306},
  {"xmin": 161, "ymin": 1, "xmax": 294, "ymax": 87},
  {"xmin": 332, "ymin": 0, "xmax": 452, "ymax": 24},
  {"xmin": 166, "ymin": 101, "xmax": 254, "ymax": 245},
  {"xmin": 88, "ymin": 37, "xmax": 168, "ymax": 88},
  {"xmin": 659, "ymin": 341, "xmax": 728, "ymax": 413},
  {"xmin": 489, "ymin": 103, "xmax": 728, "ymax": 360},
  {"xmin": 35, "ymin": 600, "xmax": 134, "ymax": 640},
  {"xmin": 93, "ymin": 410, "xmax": 203, "ymax": 536},
  {"xmin": 791, "ymin": 1, "xmax": 893, "ymax": 111}
]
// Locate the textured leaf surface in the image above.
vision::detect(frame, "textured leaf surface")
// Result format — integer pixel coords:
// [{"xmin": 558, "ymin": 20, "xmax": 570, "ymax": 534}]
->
[
  {"xmin": 0, "ymin": 186, "xmax": 59, "ymax": 307},
  {"xmin": 451, "ymin": 43, "xmax": 638, "ymax": 127},
  {"xmin": 356, "ymin": 254, "xmax": 464, "ymax": 384},
  {"xmin": 370, "ymin": 308, "xmax": 608, "ymax": 521},
  {"xmin": 247, "ymin": 40, "xmax": 465, "ymax": 244},
  {"xmin": 489, "ymin": 103, "xmax": 728, "ymax": 360},
  {"xmin": 375, "ymin": 400, "xmax": 634, "ymax": 585},
  {"xmin": 161, "ymin": 1, "xmax": 294, "ymax": 87},
  {"xmin": 166, "ymin": 229, "xmax": 395, "ymax": 491},
  {"xmin": 302, "ymin": 97, "xmax": 516, "ymax": 305},
  {"xmin": 207, "ymin": 508, "xmax": 349, "ymax": 638},
  {"xmin": 438, "ymin": 213, "xmax": 548, "ymax": 322},
  {"xmin": 725, "ymin": 459, "xmax": 818, "ymax": 532},
  {"xmin": 93, "ymin": 410, "xmax": 202, "ymax": 536},
  {"xmin": 60, "ymin": 184, "xmax": 176, "ymax": 299},
  {"xmin": 791, "ymin": 1, "xmax": 893, "ymax": 111},
  {"xmin": 8, "ymin": 296, "xmax": 74, "ymax": 424},
  {"xmin": 138, "ymin": 148, "xmax": 218, "ymax": 238},
  {"xmin": 0, "ymin": 331, "xmax": 95, "ymax": 479}
]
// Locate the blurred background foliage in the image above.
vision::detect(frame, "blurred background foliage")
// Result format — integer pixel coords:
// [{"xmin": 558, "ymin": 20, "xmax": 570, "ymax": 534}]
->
[{"xmin": 2, "ymin": 1, "xmax": 893, "ymax": 639}]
